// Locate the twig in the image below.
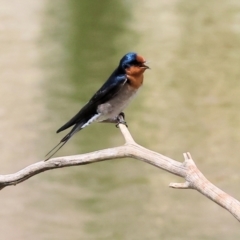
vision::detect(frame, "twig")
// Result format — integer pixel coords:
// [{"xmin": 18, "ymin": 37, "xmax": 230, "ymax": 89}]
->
[{"xmin": 0, "ymin": 124, "xmax": 240, "ymax": 221}]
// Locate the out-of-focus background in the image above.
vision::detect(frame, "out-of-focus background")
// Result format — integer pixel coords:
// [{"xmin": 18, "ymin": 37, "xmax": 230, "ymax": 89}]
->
[{"xmin": 1, "ymin": 0, "xmax": 240, "ymax": 239}]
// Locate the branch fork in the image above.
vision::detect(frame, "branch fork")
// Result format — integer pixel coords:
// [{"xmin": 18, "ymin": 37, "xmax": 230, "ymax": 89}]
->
[{"xmin": 0, "ymin": 124, "xmax": 240, "ymax": 221}]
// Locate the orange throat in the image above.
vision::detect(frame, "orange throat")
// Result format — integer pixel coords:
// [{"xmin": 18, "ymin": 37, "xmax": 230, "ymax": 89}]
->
[{"xmin": 126, "ymin": 66, "xmax": 147, "ymax": 89}]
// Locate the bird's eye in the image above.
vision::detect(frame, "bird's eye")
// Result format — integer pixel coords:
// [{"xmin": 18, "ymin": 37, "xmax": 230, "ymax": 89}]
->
[
  {"xmin": 136, "ymin": 62, "xmax": 144, "ymax": 67},
  {"xmin": 131, "ymin": 61, "xmax": 141, "ymax": 67}
]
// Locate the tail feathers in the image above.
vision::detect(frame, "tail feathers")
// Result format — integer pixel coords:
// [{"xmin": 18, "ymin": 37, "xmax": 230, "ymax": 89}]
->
[
  {"xmin": 44, "ymin": 141, "xmax": 69, "ymax": 161},
  {"xmin": 44, "ymin": 131, "xmax": 73, "ymax": 161},
  {"xmin": 44, "ymin": 124, "xmax": 83, "ymax": 161},
  {"xmin": 44, "ymin": 115, "xmax": 98, "ymax": 161}
]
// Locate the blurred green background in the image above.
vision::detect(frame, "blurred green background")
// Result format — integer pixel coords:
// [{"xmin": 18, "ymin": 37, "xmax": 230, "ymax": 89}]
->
[{"xmin": 0, "ymin": 0, "xmax": 240, "ymax": 239}]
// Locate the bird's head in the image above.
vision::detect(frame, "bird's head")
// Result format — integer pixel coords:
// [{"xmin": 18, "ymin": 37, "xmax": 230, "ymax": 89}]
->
[{"xmin": 119, "ymin": 52, "xmax": 150, "ymax": 75}]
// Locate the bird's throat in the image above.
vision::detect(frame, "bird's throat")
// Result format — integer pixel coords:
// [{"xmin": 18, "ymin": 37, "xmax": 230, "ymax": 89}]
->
[{"xmin": 126, "ymin": 74, "xmax": 144, "ymax": 89}]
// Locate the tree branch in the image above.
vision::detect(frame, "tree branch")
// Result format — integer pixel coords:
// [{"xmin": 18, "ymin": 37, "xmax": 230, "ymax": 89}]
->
[{"xmin": 1, "ymin": 124, "xmax": 240, "ymax": 221}]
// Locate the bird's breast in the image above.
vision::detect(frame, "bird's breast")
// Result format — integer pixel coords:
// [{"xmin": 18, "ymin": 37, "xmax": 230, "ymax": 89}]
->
[{"xmin": 97, "ymin": 84, "xmax": 139, "ymax": 120}]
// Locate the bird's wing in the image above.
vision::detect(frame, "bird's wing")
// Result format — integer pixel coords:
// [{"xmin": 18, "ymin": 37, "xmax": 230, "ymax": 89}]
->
[
  {"xmin": 56, "ymin": 74, "xmax": 127, "ymax": 133},
  {"xmin": 89, "ymin": 74, "xmax": 127, "ymax": 104}
]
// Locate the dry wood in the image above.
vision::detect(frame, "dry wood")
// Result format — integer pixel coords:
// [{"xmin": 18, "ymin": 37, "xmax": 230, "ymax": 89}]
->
[{"xmin": 0, "ymin": 124, "xmax": 240, "ymax": 221}]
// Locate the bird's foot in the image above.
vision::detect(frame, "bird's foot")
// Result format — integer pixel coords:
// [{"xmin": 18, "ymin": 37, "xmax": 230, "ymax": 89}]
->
[{"xmin": 116, "ymin": 112, "xmax": 128, "ymax": 128}]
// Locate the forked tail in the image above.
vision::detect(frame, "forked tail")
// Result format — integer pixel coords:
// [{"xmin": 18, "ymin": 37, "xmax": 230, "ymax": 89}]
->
[{"xmin": 44, "ymin": 133, "xmax": 72, "ymax": 161}]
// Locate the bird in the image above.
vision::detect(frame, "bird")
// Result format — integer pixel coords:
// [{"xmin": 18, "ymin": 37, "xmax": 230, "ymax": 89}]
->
[{"xmin": 45, "ymin": 52, "xmax": 149, "ymax": 160}]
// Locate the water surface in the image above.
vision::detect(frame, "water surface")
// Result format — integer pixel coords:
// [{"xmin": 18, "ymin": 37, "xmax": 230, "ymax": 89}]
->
[{"xmin": 0, "ymin": 0, "xmax": 240, "ymax": 239}]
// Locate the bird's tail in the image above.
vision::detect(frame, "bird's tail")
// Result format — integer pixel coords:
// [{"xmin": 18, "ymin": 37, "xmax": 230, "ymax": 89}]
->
[
  {"xmin": 44, "ymin": 134, "xmax": 71, "ymax": 161},
  {"xmin": 44, "ymin": 122, "xmax": 84, "ymax": 161}
]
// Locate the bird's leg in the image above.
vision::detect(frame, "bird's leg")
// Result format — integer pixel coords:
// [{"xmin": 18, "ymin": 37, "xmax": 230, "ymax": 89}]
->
[
  {"xmin": 116, "ymin": 112, "xmax": 128, "ymax": 128},
  {"xmin": 100, "ymin": 112, "xmax": 128, "ymax": 127}
]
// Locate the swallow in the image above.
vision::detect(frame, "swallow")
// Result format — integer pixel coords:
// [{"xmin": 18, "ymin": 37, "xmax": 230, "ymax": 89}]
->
[{"xmin": 45, "ymin": 52, "xmax": 149, "ymax": 160}]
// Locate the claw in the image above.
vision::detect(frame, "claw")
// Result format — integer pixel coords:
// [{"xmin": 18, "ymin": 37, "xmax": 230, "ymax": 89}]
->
[{"xmin": 116, "ymin": 112, "xmax": 128, "ymax": 128}]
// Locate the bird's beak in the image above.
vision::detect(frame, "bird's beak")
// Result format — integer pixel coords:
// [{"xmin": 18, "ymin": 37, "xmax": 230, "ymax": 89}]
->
[{"xmin": 141, "ymin": 61, "xmax": 150, "ymax": 69}]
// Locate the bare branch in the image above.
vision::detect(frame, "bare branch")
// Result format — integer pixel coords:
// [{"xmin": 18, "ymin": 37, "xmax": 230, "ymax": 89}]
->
[{"xmin": 0, "ymin": 124, "xmax": 240, "ymax": 221}]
